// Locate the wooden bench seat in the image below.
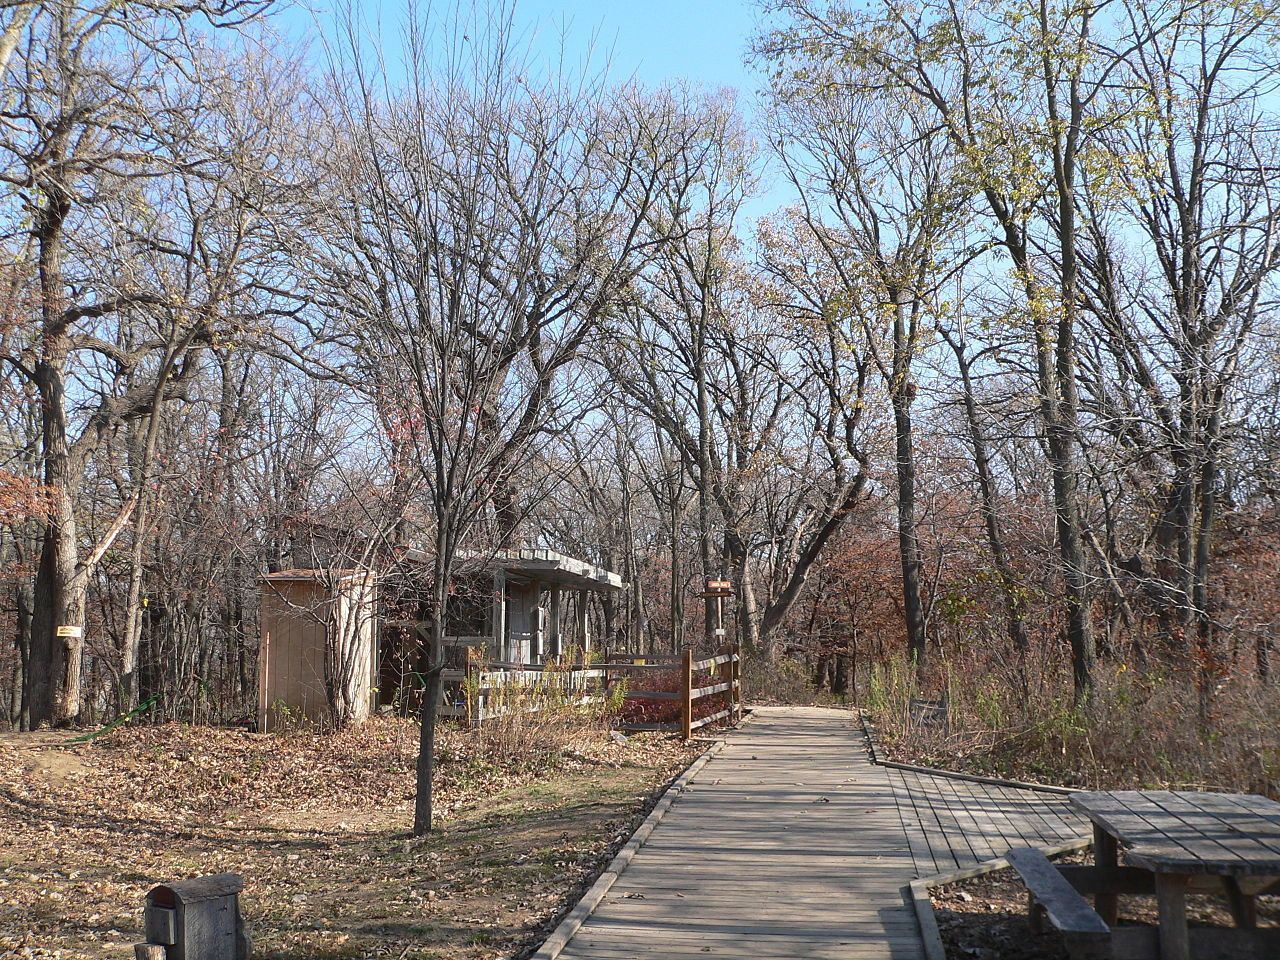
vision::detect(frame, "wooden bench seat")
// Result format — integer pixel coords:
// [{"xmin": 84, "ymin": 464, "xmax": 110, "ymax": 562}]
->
[{"xmin": 1006, "ymin": 846, "xmax": 1112, "ymax": 960}]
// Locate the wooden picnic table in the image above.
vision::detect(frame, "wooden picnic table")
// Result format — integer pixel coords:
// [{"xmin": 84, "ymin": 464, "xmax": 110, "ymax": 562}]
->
[{"xmin": 1071, "ymin": 790, "xmax": 1280, "ymax": 960}]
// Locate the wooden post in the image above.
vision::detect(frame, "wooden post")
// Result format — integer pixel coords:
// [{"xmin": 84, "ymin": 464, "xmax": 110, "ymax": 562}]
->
[
  {"xmin": 549, "ymin": 585, "xmax": 562, "ymax": 660},
  {"xmin": 731, "ymin": 642, "xmax": 742, "ymax": 723},
  {"xmin": 576, "ymin": 589, "xmax": 589, "ymax": 653},
  {"xmin": 464, "ymin": 649, "xmax": 477, "ymax": 728},
  {"xmin": 1093, "ymin": 824, "xmax": 1119, "ymax": 925},
  {"xmin": 718, "ymin": 644, "xmax": 732, "ymax": 720},
  {"xmin": 1224, "ymin": 876, "xmax": 1258, "ymax": 929},
  {"xmin": 681, "ymin": 648, "xmax": 693, "ymax": 740},
  {"xmin": 492, "ymin": 568, "xmax": 506, "ymax": 662}
]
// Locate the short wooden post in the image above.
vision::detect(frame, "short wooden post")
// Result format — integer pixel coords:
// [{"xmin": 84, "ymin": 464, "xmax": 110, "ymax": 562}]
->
[
  {"xmin": 681, "ymin": 648, "xmax": 693, "ymax": 740},
  {"xmin": 718, "ymin": 644, "xmax": 731, "ymax": 720},
  {"xmin": 731, "ymin": 642, "xmax": 742, "ymax": 723},
  {"xmin": 1224, "ymin": 876, "xmax": 1257, "ymax": 929},
  {"xmin": 464, "ymin": 650, "xmax": 477, "ymax": 727},
  {"xmin": 1093, "ymin": 824, "xmax": 1119, "ymax": 925}
]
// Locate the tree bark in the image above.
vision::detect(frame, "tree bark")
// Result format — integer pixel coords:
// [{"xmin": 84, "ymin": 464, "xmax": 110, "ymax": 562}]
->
[
  {"xmin": 412, "ymin": 607, "xmax": 446, "ymax": 835},
  {"xmin": 890, "ymin": 307, "xmax": 927, "ymax": 675}
]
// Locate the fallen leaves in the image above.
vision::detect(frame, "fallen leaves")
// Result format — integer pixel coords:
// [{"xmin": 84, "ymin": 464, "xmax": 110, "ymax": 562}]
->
[{"xmin": 0, "ymin": 717, "xmax": 699, "ymax": 959}]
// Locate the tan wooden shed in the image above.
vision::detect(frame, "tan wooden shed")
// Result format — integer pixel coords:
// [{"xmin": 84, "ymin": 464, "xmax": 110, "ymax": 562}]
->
[{"xmin": 258, "ymin": 569, "xmax": 378, "ymax": 732}]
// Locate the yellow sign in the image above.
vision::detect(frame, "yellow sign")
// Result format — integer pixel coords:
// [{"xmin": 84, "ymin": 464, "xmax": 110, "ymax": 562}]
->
[{"xmin": 56, "ymin": 625, "xmax": 83, "ymax": 638}]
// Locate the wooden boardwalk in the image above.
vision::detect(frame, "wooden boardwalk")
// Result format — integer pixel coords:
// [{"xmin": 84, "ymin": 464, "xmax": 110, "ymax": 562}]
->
[
  {"xmin": 558, "ymin": 706, "xmax": 925, "ymax": 959},
  {"xmin": 885, "ymin": 766, "xmax": 1089, "ymax": 877}
]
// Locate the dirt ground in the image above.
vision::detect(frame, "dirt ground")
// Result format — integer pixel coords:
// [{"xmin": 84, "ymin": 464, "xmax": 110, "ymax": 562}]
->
[
  {"xmin": 0, "ymin": 717, "xmax": 699, "ymax": 959},
  {"xmin": 933, "ymin": 852, "xmax": 1280, "ymax": 960}
]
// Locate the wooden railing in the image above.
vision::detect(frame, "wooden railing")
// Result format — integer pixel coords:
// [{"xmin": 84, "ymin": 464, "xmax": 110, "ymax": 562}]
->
[
  {"xmin": 608, "ymin": 644, "xmax": 742, "ymax": 739},
  {"xmin": 437, "ymin": 644, "xmax": 743, "ymax": 738},
  {"xmin": 438, "ymin": 662, "xmax": 606, "ymax": 726}
]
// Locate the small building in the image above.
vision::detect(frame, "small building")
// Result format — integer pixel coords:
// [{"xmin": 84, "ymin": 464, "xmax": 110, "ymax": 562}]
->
[
  {"xmin": 257, "ymin": 569, "xmax": 378, "ymax": 732},
  {"xmin": 376, "ymin": 548, "xmax": 624, "ymax": 713},
  {"xmin": 258, "ymin": 549, "xmax": 623, "ymax": 729}
]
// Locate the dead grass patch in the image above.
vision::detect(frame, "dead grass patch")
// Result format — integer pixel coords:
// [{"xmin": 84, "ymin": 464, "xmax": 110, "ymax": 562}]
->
[{"xmin": 865, "ymin": 660, "xmax": 1280, "ymax": 796}]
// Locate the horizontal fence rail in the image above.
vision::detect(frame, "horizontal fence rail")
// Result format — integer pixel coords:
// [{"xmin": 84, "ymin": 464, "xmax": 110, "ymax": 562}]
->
[
  {"xmin": 438, "ymin": 644, "xmax": 742, "ymax": 738},
  {"xmin": 610, "ymin": 644, "xmax": 742, "ymax": 739}
]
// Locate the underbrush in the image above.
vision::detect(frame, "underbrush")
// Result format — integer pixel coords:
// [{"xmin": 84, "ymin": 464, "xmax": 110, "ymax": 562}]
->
[
  {"xmin": 864, "ymin": 658, "xmax": 1280, "ymax": 797},
  {"xmin": 466, "ymin": 663, "xmax": 621, "ymax": 768},
  {"xmin": 743, "ymin": 653, "xmax": 840, "ymax": 705},
  {"xmin": 0, "ymin": 715, "xmax": 698, "ymax": 959}
]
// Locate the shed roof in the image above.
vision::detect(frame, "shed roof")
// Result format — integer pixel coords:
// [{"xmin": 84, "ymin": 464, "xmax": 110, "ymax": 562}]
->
[{"xmin": 261, "ymin": 568, "xmax": 374, "ymax": 583}]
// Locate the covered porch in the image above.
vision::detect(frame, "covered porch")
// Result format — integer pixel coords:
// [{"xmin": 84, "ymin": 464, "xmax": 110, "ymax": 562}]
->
[
  {"xmin": 491, "ymin": 548, "xmax": 624, "ymax": 664},
  {"xmin": 376, "ymin": 548, "xmax": 623, "ymax": 714}
]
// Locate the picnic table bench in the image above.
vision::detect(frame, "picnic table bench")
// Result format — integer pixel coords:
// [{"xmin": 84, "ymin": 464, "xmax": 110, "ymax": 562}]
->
[
  {"xmin": 1006, "ymin": 791, "xmax": 1280, "ymax": 959},
  {"xmin": 1007, "ymin": 846, "xmax": 1112, "ymax": 959}
]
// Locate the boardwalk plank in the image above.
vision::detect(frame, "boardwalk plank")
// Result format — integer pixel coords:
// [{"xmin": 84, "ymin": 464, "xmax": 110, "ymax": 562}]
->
[
  {"xmin": 548, "ymin": 706, "xmax": 925, "ymax": 959},
  {"xmin": 884, "ymin": 757, "xmax": 1088, "ymax": 877}
]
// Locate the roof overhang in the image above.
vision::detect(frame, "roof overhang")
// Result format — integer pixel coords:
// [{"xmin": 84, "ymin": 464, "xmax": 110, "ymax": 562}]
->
[{"xmin": 495, "ymin": 548, "xmax": 624, "ymax": 592}]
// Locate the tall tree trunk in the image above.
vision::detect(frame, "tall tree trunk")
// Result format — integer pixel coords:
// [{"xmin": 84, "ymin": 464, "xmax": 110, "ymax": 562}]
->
[
  {"xmin": 948, "ymin": 335, "xmax": 1031, "ymax": 668},
  {"xmin": 413, "ymin": 602, "xmax": 446, "ymax": 835},
  {"xmin": 1043, "ymin": 27, "xmax": 1096, "ymax": 702},
  {"xmin": 668, "ymin": 479, "xmax": 683, "ymax": 653},
  {"xmin": 30, "ymin": 181, "xmax": 85, "ymax": 727},
  {"xmin": 733, "ymin": 542, "xmax": 763, "ymax": 657},
  {"xmin": 29, "ymin": 480, "xmax": 85, "ymax": 727},
  {"xmin": 13, "ymin": 576, "xmax": 33, "ymax": 729},
  {"xmin": 1193, "ymin": 406, "xmax": 1220, "ymax": 720},
  {"xmin": 896, "ymin": 371, "xmax": 926, "ymax": 680}
]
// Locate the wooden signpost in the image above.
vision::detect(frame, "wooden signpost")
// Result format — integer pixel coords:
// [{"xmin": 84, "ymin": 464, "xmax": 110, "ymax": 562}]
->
[{"xmin": 700, "ymin": 578, "xmax": 733, "ymax": 641}]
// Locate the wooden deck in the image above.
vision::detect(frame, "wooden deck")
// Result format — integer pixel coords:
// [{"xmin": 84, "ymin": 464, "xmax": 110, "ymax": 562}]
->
[
  {"xmin": 557, "ymin": 706, "xmax": 925, "ymax": 959},
  {"xmin": 886, "ymin": 765, "xmax": 1090, "ymax": 877},
  {"xmin": 548, "ymin": 705, "xmax": 1092, "ymax": 958}
]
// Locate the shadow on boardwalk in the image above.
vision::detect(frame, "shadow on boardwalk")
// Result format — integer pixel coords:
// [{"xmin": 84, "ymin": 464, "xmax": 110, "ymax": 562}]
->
[{"xmin": 557, "ymin": 706, "xmax": 924, "ymax": 959}]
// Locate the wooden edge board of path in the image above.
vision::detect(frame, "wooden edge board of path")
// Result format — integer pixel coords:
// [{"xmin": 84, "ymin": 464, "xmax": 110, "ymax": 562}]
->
[{"xmin": 529, "ymin": 713, "xmax": 753, "ymax": 960}]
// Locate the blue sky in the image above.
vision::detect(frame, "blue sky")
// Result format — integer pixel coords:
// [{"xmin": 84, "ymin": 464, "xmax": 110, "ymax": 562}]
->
[
  {"xmin": 282, "ymin": 1, "xmax": 765, "ymax": 94},
  {"xmin": 509, "ymin": 0, "xmax": 764, "ymax": 93},
  {"xmin": 276, "ymin": 0, "xmax": 789, "ymax": 221}
]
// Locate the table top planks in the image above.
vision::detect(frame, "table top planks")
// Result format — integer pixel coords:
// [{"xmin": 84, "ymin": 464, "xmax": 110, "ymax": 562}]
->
[
  {"xmin": 554, "ymin": 706, "xmax": 927, "ymax": 960},
  {"xmin": 1071, "ymin": 790, "xmax": 1280, "ymax": 876}
]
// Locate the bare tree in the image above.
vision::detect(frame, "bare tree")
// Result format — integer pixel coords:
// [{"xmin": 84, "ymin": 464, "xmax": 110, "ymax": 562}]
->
[
  {"xmin": 764, "ymin": 67, "xmax": 968, "ymax": 675},
  {"xmin": 302, "ymin": 4, "xmax": 717, "ymax": 833},
  {"xmin": 1, "ymin": 1, "xmax": 277, "ymax": 725},
  {"xmin": 1072, "ymin": 0, "xmax": 1280, "ymax": 680}
]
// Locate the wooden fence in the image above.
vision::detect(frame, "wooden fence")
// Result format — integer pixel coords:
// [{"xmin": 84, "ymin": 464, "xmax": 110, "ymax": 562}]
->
[
  {"xmin": 436, "ymin": 644, "xmax": 742, "ymax": 739},
  {"xmin": 437, "ymin": 661, "xmax": 606, "ymax": 726},
  {"xmin": 606, "ymin": 644, "xmax": 742, "ymax": 738}
]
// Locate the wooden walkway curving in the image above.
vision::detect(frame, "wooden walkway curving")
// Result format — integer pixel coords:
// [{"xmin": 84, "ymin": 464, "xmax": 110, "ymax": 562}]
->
[
  {"xmin": 886, "ymin": 766, "xmax": 1089, "ymax": 877},
  {"xmin": 557, "ymin": 706, "xmax": 925, "ymax": 959},
  {"xmin": 550, "ymin": 705, "xmax": 1091, "ymax": 958}
]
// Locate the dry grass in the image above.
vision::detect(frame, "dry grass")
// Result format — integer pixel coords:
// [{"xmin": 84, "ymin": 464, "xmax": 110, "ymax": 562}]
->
[
  {"xmin": 0, "ymin": 715, "xmax": 699, "ymax": 959},
  {"xmin": 742, "ymin": 654, "xmax": 842, "ymax": 706},
  {"xmin": 465, "ymin": 654, "xmax": 621, "ymax": 767},
  {"xmin": 865, "ymin": 659, "xmax": 1280, "ymax": 796}
]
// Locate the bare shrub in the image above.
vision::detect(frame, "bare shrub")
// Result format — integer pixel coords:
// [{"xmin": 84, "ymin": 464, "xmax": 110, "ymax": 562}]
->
[
  {"xmin": 467, "ymin": 649, "xmax": 617, "ymax": 768},
  {"xmin": 744, "ymin": 654, "xmax": 837, "ymax": 706},
  {"xmin": 867, "ymin": 661, "xmax": 1280, "ymax": 797}
]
